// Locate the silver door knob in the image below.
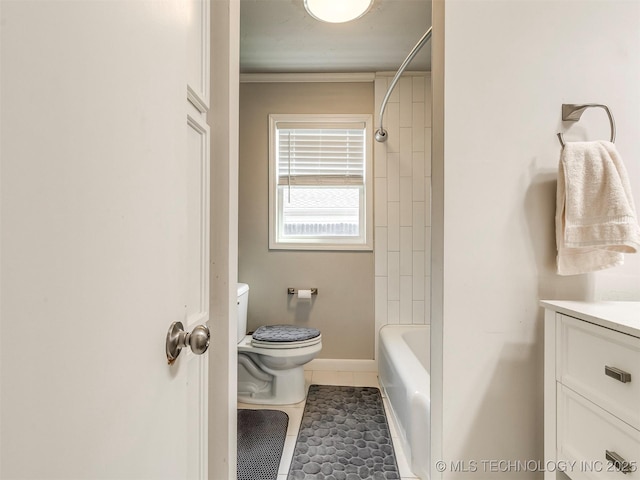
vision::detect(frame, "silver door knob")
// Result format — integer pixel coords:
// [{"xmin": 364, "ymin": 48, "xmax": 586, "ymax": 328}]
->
[{"xmin": 166, "ymin": 321, "xmax": 210, "ymax": 365}]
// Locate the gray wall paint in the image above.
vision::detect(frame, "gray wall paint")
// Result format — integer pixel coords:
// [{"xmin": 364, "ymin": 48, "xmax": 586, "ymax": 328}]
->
[{"xmin": 238, "ymin": 82, "xmax": 375, "ymax": 360}]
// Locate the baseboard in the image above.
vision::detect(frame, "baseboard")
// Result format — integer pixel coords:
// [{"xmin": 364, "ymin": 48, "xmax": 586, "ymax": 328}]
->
[{"xmin": 305, "ymin": 358, "xmax": 377, "ymax": 372}]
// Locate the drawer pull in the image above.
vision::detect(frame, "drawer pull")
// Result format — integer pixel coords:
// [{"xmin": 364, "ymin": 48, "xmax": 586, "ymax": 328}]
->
[
  {"xmin": 605, "ymin": 365, "xmax": 632, "ymax": 383},
  {"xmin": 606, "ymin": 450, "xmax": 634, "ymax": 474}
]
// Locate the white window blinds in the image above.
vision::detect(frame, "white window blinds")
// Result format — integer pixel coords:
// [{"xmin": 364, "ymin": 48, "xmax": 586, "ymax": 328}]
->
[
  {"xmin": 268, "ymin": 114, "xmax": 373, "ymax": 250},
  {"xmin": 276, "ymin": 124, "xmax": 366, "ymax": 186}
]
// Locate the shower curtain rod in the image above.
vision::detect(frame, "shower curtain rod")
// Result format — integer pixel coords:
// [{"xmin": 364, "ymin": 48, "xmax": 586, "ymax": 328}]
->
[{"xmin": 375, "ymin": 27, "xmax": 432, "ymax": 143}]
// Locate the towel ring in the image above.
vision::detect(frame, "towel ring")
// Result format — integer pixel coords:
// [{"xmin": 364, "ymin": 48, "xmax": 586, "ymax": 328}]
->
[{"xmin": 557, "ymin": 103, "xmax": 616, "ymax": 148}]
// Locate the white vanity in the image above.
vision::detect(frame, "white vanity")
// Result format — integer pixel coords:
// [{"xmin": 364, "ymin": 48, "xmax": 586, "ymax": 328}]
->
[{"xmin": 542, "ymin": 301, "xmax": 640, "ymax": 480}]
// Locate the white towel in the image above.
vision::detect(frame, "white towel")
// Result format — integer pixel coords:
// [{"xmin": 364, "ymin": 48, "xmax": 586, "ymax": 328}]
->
[{"xmin": 556, "ymin": 140, "xmax": 640, "ymax": 275}]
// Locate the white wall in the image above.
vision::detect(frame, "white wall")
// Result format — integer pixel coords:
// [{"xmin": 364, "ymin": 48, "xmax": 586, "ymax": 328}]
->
[
  {"xmin": 432, "ymin": 1, "xmax": 640, "ymax": 478},
  {"xmin": 374, "ymin": 73, "xmax": 432, "ymax": 353}
]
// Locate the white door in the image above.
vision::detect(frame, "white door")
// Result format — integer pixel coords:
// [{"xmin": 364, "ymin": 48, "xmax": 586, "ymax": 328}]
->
[{"xmin": 1, "ymin": 1, "xmax": 210, "ymax": 478}]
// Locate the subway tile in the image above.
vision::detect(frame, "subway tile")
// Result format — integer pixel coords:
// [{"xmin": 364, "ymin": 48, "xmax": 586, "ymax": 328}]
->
[
  {"xmin": 425, "ymin": 226, "xmax": 432, "ymax": 276},
  {"xmin": 424, "ymin": 275, "xmax": 432, "ymax": 323},
  {"xmin": 375, "ymin": 276, "xmax": 388, "ymax": 307},
  {"xmin": 374, "ymin": 227, "xmax": 388, "ymax": 276},
  {"xmin": 400, "ymin": 276, "xmax": 412, "ymax": 324},
  {"xmin": 399, "ymin": 128, "xmax": 412, "ymax": 177},
  {"xmin": 388, "ymin": 252, "xmax": 400, "ymax": 300},
  {"xmin": 412, "ymin": 104, "xmax": 425, "ymax": 152},
  {"xmin": 424, "ymin": 129, "xmax": 432, "ymax": 176},
  {"xmin": 375, "ymin": 276, "xmax": 388, "ymax": 330},
  {"xmin": 424, "ymin": 179, "xmax": 431, "ymax": 227},
  {"xmin": 400, "ymin": 227, "xmax": 412, "ymax": 275},
  {"xmin": 374, "ymin": 77, "xmax": 387, "ymax": 113},
  {"xmin": 412, "ymin": 300, "xmax": 425, "ymax": 325},
  {"xmin": 387, "ymin": 76, "xmax": 399, "ymax": 103},
  {"xmin": 387, "ymin": 152, "xmax": 400, "ymax": 202},
  {"xmin": 412, "ymin": 177, "xmax": 425, "ymax": 206},
  {"xmin": 424, "ymin": 75, "xmax": 432, "ymax": 127},
  {"xmin": 386, "ymin": 102, "xmax": 400, "ymax": 154},
  {"xmin": 399, "ymin": 178, "xmax": 412, "ymax": 226},
  {"xmin": 412, "ymin": 76, "xmax": 425, "ymax": 102},
  {"xmin": 387, "ymin": 300, "xmax": 399, "ymax": 324},
  {"xmin": 413, "ymin": 101, "xmax": 425, "ymax": 130},
  {"xmin": 412, "ymin": 202, "xmax": 425, "ymax": 250},
  {"xmin": 374, "ymin": 177, "xmax": 387, "ymax": 227},
  {"xmin": 413, "ymin": 251, "xmax": 425, "ymax": 300},
  {"xmin": 412, "ymin": 152, "xmax": 425, "ymax": 201},
  {"xmin": 374, "ymin": 140, "xmax": 387, "ymax": 178},
  {"xmin": 388, "ymin": 202, "xmax": 400, "ymax": 251},
  {"xmin": 399, "ymin": 77, "xmax": 412, "ymax": 127},
  {"xmin": 412, "ymin": 151, "xmax": 425, "ymax": 183}
]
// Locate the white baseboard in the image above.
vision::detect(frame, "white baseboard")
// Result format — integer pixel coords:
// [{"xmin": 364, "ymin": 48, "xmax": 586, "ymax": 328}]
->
[{"xmin": 305, "ymin": 358, "xmax": 377, "ymax": 372}]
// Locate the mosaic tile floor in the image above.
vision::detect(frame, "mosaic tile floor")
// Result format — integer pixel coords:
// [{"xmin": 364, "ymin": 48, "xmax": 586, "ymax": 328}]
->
[{"xmin": 287, "ymin": 385, "xmax": 398, "ymax": 480}]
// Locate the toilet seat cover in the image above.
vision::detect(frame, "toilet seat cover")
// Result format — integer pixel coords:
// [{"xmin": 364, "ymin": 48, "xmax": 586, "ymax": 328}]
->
[{"xmin": 252, "ymin": 325, "xmax": 321, "ymax": 344}]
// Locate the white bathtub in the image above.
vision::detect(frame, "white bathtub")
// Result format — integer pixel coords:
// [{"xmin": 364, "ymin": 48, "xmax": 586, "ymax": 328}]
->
[{"xmin": 378, "ymin": 325, "xmax": 430, "ymax": 480}]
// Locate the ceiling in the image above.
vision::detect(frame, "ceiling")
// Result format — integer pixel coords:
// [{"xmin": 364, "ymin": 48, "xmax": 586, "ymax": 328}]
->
[{"xmin": 240, "ymin": 0, "xmax": 432, "ymax": 74}]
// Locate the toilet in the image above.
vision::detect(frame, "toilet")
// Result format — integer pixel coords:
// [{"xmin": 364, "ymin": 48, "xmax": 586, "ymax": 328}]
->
[{"xmin": 237, "ymin": 283, "xmax": 322, "ymax": 405}]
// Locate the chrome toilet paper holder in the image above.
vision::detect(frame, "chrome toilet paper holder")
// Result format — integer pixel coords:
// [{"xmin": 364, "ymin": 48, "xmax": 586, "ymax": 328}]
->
[{"xmin": 287, "ymin": 288, "xmax": 318, "ymax": 295}]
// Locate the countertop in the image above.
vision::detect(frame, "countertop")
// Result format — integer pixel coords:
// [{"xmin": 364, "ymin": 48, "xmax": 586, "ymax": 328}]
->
[{"xmin": 541, "ymin": 300, "xmax": 640, "ymax": 338}]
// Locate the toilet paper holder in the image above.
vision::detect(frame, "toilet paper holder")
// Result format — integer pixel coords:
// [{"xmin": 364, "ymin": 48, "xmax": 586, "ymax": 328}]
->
[{"xmin": 287, "ymin": 288, "xmax": 318, "ymax": 295}]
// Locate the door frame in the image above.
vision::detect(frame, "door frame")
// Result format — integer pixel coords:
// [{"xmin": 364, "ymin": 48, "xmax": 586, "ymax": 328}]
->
[{"xmin": 208, "ymin": 1, "xmax": 240, "ymax": 478}]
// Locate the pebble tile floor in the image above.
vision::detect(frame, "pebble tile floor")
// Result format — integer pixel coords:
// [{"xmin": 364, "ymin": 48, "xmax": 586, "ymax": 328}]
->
[{"xmin": 237, "ymin": 370, "xmax": 419, "ymax": 480}]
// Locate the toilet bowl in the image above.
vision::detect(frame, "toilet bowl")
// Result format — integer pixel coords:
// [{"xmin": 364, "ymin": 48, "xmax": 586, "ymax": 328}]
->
[{"xmin": 237, "ymin": 283, "xmax": 322, "ymax": 405}]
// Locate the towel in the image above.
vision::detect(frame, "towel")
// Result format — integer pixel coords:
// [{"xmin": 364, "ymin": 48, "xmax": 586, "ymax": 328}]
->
[{"xmin": 556, "ymin": 140, "xmax": 640, "ymax": 275}]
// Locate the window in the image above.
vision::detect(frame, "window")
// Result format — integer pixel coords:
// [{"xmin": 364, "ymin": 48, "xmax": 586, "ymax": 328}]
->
[{"xmin": 269, "ymin": 114, "xmax": 373, "ymax": 250}]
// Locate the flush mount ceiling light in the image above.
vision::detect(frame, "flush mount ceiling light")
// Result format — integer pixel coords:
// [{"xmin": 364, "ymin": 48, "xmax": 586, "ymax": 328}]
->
[{"xmin": 304, "ymin": 0, "xmax": 373, "ymax": 24}]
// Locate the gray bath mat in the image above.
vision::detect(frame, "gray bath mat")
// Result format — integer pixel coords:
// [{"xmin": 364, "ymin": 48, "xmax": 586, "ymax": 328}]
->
[
  {"xmin": 238, "ymin": 409, "xmax": 289, "ymax": 480},
  {"xmin": 288, "ymin": 385, "xmax": 399, "ymax": 480}
]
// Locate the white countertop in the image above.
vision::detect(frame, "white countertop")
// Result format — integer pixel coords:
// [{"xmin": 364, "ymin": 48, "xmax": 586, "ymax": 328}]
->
[{"xmin": 541, "ymin": 300, "xmax": 640, "ymax": 338}]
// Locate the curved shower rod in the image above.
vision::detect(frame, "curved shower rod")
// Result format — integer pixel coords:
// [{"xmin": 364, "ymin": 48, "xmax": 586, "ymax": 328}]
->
[{"xmin": 375, "ymin": 27, "xmax": 433, "ymax": 143}]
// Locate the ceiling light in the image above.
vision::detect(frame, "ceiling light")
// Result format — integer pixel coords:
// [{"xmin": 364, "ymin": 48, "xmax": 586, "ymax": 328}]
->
[{"xmin": 304, "ymin": 0, "xmax": 373, "ymax": 24}]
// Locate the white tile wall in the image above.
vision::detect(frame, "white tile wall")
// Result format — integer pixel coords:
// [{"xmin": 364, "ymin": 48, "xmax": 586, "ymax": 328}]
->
[{"xmin": 374, "ymin": 72, "xmax": 431, "ymax": 355}]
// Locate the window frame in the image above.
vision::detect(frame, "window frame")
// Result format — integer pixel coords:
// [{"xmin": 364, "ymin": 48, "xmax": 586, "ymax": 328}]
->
[{"xmin": 268, "ymin": 113, "xmax": 373, "ymax": 251}]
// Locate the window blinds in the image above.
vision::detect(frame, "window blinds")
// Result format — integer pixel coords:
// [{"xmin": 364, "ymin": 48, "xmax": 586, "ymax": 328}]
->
[{"xmin": 276, "ymin": 125, "xmax": 365, "ymax": 186}]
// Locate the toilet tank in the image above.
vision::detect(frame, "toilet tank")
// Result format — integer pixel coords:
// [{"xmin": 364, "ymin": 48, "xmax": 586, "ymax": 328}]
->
[{"xmin": 237, "ymin": 283, "xmax": 249, "ymax": 344}]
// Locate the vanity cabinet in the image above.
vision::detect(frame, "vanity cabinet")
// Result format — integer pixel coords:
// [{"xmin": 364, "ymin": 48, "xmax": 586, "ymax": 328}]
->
[{"xmin": 542, "ymin": 301, "xmax": 640, "ymax": 480}]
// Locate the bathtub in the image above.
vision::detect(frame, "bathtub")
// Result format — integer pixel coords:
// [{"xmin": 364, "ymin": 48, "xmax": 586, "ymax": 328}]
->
[{"xmin": 378, "ymin": 325, "xmax": 430, "ymax": 480}]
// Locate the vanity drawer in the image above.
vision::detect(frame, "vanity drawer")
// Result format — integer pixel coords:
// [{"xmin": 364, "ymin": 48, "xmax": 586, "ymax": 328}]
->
[
  {"xmin": 557, "ymin": 314, "xmax": 640, "ymax": 429},
  {"xmin": 558, "ymin": 385, "xmax": 640, "ymax": 480}
]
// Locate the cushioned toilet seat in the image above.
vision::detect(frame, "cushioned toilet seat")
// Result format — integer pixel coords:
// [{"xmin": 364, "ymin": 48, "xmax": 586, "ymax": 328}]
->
[{"xmin": 251, "ymin": 325, "xmax": 321, "ymax": 349}]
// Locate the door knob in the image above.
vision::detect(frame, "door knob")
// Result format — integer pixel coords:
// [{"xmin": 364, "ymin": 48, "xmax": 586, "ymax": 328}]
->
[{"xmin": 166, "ymin": 321, "xmax": 210, "ymax": 365}]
